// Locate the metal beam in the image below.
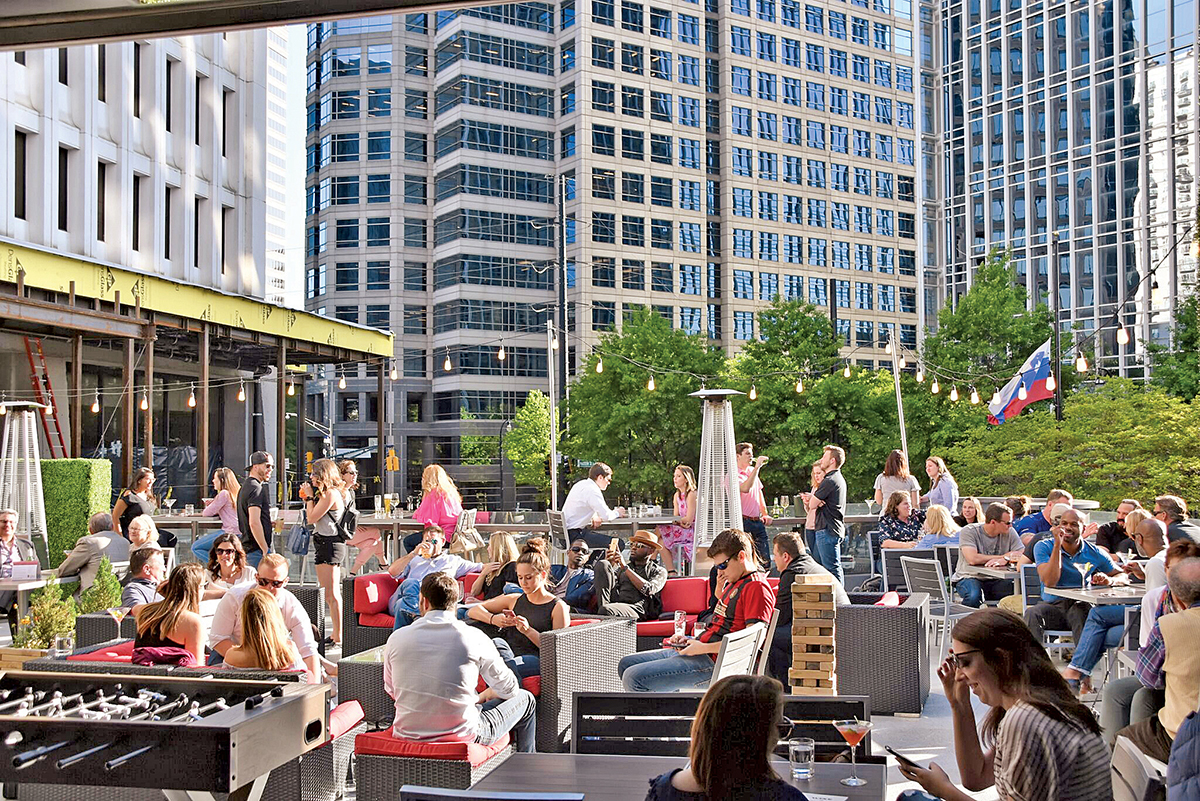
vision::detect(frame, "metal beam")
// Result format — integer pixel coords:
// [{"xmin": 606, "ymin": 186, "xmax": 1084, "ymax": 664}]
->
[
  {"xmin": 198, "ymin": 325, "xmax": 210, "ymax": 497},
  {"xmin": 144, "ymin": 323, "xmax": 154, "ymax": 468},
  {"xmin": 276, "ymin": 342, "xmax": 287, "ymax": 509},
  {"xmin": 0, "ymin": 295, "xmax": 147, "ymax": 339},
  {"xmin": 377, "ymin": 361, "xmax": 386, "ymax": 498},
  {"xmin": 70, "ymin": 334, "xmax": 82, "ymax": 458},
  {"xmin": 122, "ymin": 338, "xmax": 134, "ymax": 488}
]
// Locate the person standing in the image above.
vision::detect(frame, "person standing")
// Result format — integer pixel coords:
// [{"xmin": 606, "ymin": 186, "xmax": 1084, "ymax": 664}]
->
[
  {"xmin": 805, "ymin": 445, "xmax": 847, "ymax": 583},
  {"xmin": 404, "ymin": 464, "xmax": 464, "ymax": 553},
  {"xmin": 237, "ymin": 452, "xmax": 275, "ymax": 570},
  {"xmin": 592, "ymin": 529, "xmax": 668, "ymax": 621},
  {"xmin": 337, "ymin": 461, "xmax": 386, "ymax": 574},
  {"xmin": 657, "ymin": 465, "xmax": 697, "ymax": 565},
  {"xmin": 561, "ymin": 463, "xmax": 627, "ymax": 549},
  {"xmin": 921, "ymin": 456, "xmax": 959, "ymax": 513},
  {"xmin": 302, "ymin": 458, "xmax": 348, "ymax": 647},
  {"xmin": 193, "ymin": 468, "xmax": 241, "ymax": 565},
  {"xmin": 736, "ymin": 443, "xmax": 773, "ymax": 567},
  {"xmin": 873, "ymin": 449, "xmax": 920, "ymax": 508},
  {"xmin": 767, "ymin": 531, "xmax": 848, "ymax": 683}
]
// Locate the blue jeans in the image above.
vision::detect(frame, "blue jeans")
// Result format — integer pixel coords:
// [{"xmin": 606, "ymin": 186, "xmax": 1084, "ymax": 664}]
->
[
  {"xmin": 813, "ymin": 530, "xmax": 844, "ymax": 585},
  {"xmin": 1068, "ymin": 604, "xmax": 1128, "ymax": 676},
  {"xmin": 955, "ymin": 577, "xmax": 1014, "ymax": 608},
  {"xmin": 388, "ymin": 579, "xmax": 421, "ymax": 630},
  {"xmin": 743, "ymin": 518, "xmax": 769, "ymax": 569},
  {"xmin": 191, "ymin": 530, "xmax": 225, "ymax": 565},
  {"xmin": 493, "ymin": 638, "xmax": 541, "ymax": 679},
  {"xmin": 476, "ymin": 689, "xmax": 537, "ymax": 753},
  {"xmin": 618, "ymin": 648, "xmax": 714, "ymax": 692},
  {"xmin": 245, "ymin": 549, "xmax": 267, "ymax": 570}
]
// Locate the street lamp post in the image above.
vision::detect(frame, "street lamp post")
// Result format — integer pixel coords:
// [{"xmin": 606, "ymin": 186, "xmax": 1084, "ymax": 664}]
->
[{"xmin": 498, "ymin": 419, "xmax": 513, "ymax": 511}]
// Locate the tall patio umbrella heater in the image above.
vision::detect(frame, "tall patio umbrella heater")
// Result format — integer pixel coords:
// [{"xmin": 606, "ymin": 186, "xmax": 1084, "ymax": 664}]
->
[
  {"xmin": 689, "ymin": 389, "xmax": 744, "ymax": 574},
  {"xmin": 0, "ymin": 403, "xmax": 50, "ymax": 565}
]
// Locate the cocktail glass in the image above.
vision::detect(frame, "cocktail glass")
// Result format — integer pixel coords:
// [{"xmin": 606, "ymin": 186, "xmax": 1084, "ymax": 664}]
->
[
  {"xmin": 106, "ymin": 606, "xmax": 130, "ymax": 639},
  {"xmin": 1079, "ymin": 561, "xmax": 1094, "ymax": 586},
  {"xmin": 833, "ymin": 719, "xmax": 874, "ymax": 786},
  {"xmin": 162, "ymin": 498, "xmax": 176, "ymax": 515}
]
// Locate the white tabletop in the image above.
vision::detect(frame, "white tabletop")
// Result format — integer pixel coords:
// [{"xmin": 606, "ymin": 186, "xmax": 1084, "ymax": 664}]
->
[{"xmin": 1043, "ymin": 584, "xmax": 1145, "ymax": 604}]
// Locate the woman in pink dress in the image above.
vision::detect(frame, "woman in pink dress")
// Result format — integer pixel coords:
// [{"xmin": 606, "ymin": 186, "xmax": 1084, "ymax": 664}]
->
[
  {"xmin": 405, "ymin": 464, "xmax": 463, "ymax": 553},
  {"xmin": 658, "ymin": 465, "xmax": 697, "ymax": 572}
]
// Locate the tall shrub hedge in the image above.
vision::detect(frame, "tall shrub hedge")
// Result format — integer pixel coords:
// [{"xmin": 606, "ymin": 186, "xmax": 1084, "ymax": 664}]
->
[{"xmin": 40, "ymin": 459, "xmax": 111, "ymax": 568}]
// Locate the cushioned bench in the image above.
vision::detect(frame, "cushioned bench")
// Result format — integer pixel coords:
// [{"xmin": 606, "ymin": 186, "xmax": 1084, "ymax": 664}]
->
[
  {"xmin": 631, "ymin": 576, "xmax": 779, "ymax": 651},
  {"xmin": 354, "ymin": 728, "xmax": 514, "ymax": 796},
  {"xmin": 342, "ymin": 573, "xmax": 481, "ymax": 657}
]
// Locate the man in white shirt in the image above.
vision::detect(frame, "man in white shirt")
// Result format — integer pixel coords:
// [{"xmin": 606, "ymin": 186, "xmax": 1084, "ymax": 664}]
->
[
  {"xmin": 384, "ymin": 525, "xmax": 482, "ymax": 629},
  {"xmin": 1125, "ymin": 518, "xmax": 1169, "ymax": 591},
  {"xmin": 208, "ymin": 553, "xmax": 320, "ymax": 680},
  {"xmin": 383, "ymin": 572, "xmax": 536, "ymax": 752},
  {"xmin": 561, "ymin": 463, "xmax": 627, "ymax": 549}
]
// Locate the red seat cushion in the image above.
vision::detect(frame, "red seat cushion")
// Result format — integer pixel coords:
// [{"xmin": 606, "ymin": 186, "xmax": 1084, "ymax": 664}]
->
[
  {"xmin": 358, "ymin": 612, "xmax": 396, "ymax": 628},
  {"xmin": 569, "ymin": 618, "xmax": 598, "ymax": 627},
  {"xmin": 354, "ymin": 728, "xmax": 510, "ymax": 765},
  {"xmin": 67, "ymin": 640, "xmax": 135, "ymax": 663},
  {"xmin": 660, "ymin": 577, "xmax": 709, "ymax": 615},
  {"xmin": 521, "ymin": 675, "xmax": 541, "ymax": 696},
  {"xmin": 354, "ymin": 573, "xmax": 399, "ymax": 616},
  {"xmin": 330, "ymin": 700, "xmax": 365, "ymax": 740},
  {"xmin": 459, "ymin": 573, "xmax": 481, "ymax": 600},
  {"xmin": 874, "ymin": 591, "xmax": 901, "ymax": 607},
  {"xmin": 637, "ymin": 617, "xmax": 697, "ymax": 638}
]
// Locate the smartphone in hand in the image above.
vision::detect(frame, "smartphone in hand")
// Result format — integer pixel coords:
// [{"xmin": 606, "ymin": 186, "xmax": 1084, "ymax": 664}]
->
[{"xmin": 884, "ymin": 745, "xmax": 923, "ymax": 771}]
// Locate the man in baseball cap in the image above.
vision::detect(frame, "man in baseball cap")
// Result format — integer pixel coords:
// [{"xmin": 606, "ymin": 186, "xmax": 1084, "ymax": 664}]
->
[
  {"xmin": 238, "ymin": 452, "xmax": 275, "ymax": 569},
  {"xmin": 593, "ymin": 529, "xmax": 668, "ymax": 621}
]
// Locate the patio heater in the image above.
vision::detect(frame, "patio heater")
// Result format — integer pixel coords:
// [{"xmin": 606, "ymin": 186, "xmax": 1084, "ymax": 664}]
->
[
  {"xmin": 689, "ymin": 389, "xmax": 744, "ymax": 574},
  {"xmin": 0, "ymin": 403, "xmax": 50, "ymax": 565}
]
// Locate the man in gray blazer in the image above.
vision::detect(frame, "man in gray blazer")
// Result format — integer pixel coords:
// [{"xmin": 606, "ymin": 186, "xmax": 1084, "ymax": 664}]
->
[{"xmin": 57, "ymin": 512, "xmax": 130, "ymax": 592}]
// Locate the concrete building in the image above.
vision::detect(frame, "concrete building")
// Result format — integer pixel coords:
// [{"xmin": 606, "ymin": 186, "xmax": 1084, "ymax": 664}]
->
[
  {"xmin": 925, "ymin": 0, "xmax": 1198, "ymax": 374},
  {"xmin": 305, "ymin": 2, "xmax": 923, "ymax": 505}
]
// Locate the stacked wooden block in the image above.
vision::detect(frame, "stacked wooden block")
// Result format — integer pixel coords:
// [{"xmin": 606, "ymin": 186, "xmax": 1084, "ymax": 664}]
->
[{"xmin": 787, "ymin": 573, "xmax": 837, "ymax": 696}]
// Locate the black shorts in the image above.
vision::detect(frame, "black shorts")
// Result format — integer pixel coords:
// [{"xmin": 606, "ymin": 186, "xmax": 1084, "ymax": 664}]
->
[{"xmin": 314, "ymin": 535, "xmax": 347, "ymax": 566}]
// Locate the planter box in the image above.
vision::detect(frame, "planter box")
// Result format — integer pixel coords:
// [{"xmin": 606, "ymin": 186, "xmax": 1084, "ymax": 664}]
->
[{"xmin": 0, "ymin": 646, "xmax": 49, "ymax": 671}]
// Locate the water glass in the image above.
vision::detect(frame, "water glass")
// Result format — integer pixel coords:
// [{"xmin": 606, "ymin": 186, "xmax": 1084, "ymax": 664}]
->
[
  {"xmin": 52, "ymin": 633, "xmax": 75, "ymax": 658},
  {"xmin": 183, "ymin": 504, "xmax": 195, "ymax": 517},
  {"xmin": 789, "ymin": 738, "xmax": 815, "ymax": 781},
  {"xmin": 373, "ymin": 495, "xmax": 383, "ymax": 515}
]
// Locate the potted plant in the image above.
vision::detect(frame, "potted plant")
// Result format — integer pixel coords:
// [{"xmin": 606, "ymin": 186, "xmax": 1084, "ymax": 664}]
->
[
  {"xmin": 79, "ymin": 556, "xmax": 122, "ymax": 614},
  {"xmin": 0, "ymin": 580, "xmax": 77, "ymax": 669}
]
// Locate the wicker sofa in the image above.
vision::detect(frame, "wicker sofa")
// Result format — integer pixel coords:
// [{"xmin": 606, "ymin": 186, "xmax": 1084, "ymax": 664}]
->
[
  {"xmin": 339, "ymin": 616, "xmax": 635, "ymax": 752},
  {"xmin": 833, "ymin": 591, "xmax": 930, "ymax": 715},
  {"xmin": 342, "ymin": 573, "xmax": 487, "ymax": 657}
]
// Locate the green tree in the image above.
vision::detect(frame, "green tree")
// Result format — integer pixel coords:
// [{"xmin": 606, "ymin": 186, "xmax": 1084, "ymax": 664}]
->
[
  {"xmin": 563, "ymin": 308, "xmax": 726, "ymax": 501},
  {"xmin": 941, "ymin": 379, "xmax": 1200, "ymax": 506},
  {"xmin": 922, "ymin": 248, "xmax": 1053, "ymax": 381},
  {"xmin": 79, "ymin": 556, "xmax": 122, "ymax": 614},
  {"xmin": 1152, "ymin": 292, "xmax": 1200, "ymax": 402},
  {"xmin": 503, "ymin": 390, "xmax": 558, "ymax": 501},
  {"xmin": 459, "ymin": 410, "xmax": 499, "ymax": 466}
]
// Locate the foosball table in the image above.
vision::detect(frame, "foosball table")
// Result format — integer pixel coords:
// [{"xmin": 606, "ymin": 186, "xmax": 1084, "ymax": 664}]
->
[{"xmin": 0, "ymin": 670, "xmax": 329, "ymax": 801}]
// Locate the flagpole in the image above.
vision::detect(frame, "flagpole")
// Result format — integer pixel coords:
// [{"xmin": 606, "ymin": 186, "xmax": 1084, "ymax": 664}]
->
[
  {"xmin": 888, "ymin": 337, "xmax": 909, "ymax": 460},
  {"xmin": 1051, "ymin": 231, "xmax": 1063, "ymax": 422}
]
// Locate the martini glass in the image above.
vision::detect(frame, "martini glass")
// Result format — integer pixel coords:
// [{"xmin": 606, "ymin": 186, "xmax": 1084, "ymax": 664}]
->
[
  {"xmin": 162, "ymin": 498, "xmax": 176, "ymax": 516},
  {"xmin": 107, "ymin": 606, "xmax": 131, "ymax": 639},
  {"xmin": 833, "ymin": 719, "xmax": 874, "ymax": 786},
  {"xmin": 1078, "ymin": 561, "xmax": 1094, "ymax": 587}
]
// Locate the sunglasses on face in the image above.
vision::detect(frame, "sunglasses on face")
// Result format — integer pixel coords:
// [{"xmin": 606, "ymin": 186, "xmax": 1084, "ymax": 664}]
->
[
  {"xmin": 569, "ymin": 546, "xmax": 590, "ymax": 554},
  {"xmin": 713, "ymin": 558, "xmax": 732, "ymax": 571},
  {"xmin": 215, "ymin": 548, "xmax": 237, "ymax": 556},
  {"xmin": 257, "ymin": 577, "xmax": 286, "ymax": 589}
]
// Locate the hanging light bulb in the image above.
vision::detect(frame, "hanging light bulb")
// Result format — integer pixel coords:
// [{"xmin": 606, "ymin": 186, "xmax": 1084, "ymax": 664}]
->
[
  {"xmin": 139, "ymin": 392, "xmax": 149, "ymax": 411},
  {"xmin": 337, "ymin": 374, "xmax": 346, "ymax": 390},
  {"xmin": 596, "ymin": 359, "xmax": 604, "ymax": 374},
  {"xmin": 898, "ymin": 354, "xmax": 907, "ymax": 369},
  {"xmin": 1046, "ymin": 373, "xmax": 1057, "ymax": 392},
  {"xmin": 970, "ymin": 387, "xmax": 980, "ymax": 405},
  {"xmin": 287, "ymin": 378, "xmax": 296, "ymax": 396},
  {"xmin": 795, "ymin": 377, "xmax": 804, "ymax": 393},
  {"xmin": 187, "ymin": 384, "xmax": 197, "ymax": 408},
  {"xmin": 1075, "ymin": 353, "xmax": 1088, "ymax": 373},
  {"xmin": 551, "ymin": 337, "xmax": 560, "ymax": 351},
  {"xmin": 1116, "ymin": 327, "xmax": 1130, "ymax": 346},
  {"xmin": 1018, "ymin": 382, "xmax": 1028, "ymax": 401},
  {"xmin": 443, "ymin": 355, "xmax": 453, "ymax": 372},
  {"xmin": 91, "ymin": 391, "xmax": 100, "ymax": 414},
  {"xmin": 949, "ymin": 385, "xmax": 959, "ymax": 402},
  {"xmin": 0, "ymin": 405, "xmax": 8, "ymax": 417},
  {"xmin": 884, "ymin": 340, "xmax": 892, "ymax": 355},
  {"xmin": 916, "ymin": 367, "xmax": 925, "ymax": 383},
  {"xmin": 238, "ymin": 381, "xmax": 247, "ymax": 402},
  {"xmin": 389, "ymin": 362, "xmax": 398, "ymax": 381},
  {"xmin": 647, "ymin": 375, "xmax": 656, "ymax": 391},
  {"xmin": 931, "ymin": 378, "xmax": 940, "ymax": 394},
  {"xmin": 990, "ymin": 388, "xmax": 1002, "ymax": 406},
  {"xmin": 843, "ymin": 364, "xmax": 851, "ymax": 378},
  {"xmin": 44, "ymin": 404, "xmax": 53, "ymax": 416},
  {"xmin": 497, "ymin": 344, "xmax": 506, "ymax": 361},
  {"xmin": 748, "ymin": 384, "xmax": 758, "ymax": 400}
]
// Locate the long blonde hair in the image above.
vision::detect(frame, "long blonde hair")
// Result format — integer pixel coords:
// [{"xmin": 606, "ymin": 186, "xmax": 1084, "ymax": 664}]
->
[
  {"xmin": 487, "ymin": 532, "xmax": 520, "ymax": 565},
  {"xmin": 421, "ymin": 464, "xmax": 461, "ymax": 506},
  {"xmin": 1124, "ymin": 508, "xmax": 1151, "ymax": 538},
  {"xmin": 924, "ymin": 505, "xmax": 960, "ymax": 538},
  {"xmin": 310, "ymin": 458, "xmax": 345, "ymax": 496},
  {"xmin": 810, "ymin": 460, "xmax": 826, "ymax": 490},
  {"xmin": 214, "ymin": 467, "xmax": 241, "ymax": 502},
  {"xmin": 238, "ymin": 587, "xmax": 298, "ymax": 672},
  {"xmin": 136, "ymin": 563, "xmax": 204, "ymax": 642}
]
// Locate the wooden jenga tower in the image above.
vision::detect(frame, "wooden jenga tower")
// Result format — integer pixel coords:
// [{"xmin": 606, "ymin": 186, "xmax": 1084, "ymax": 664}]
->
[{"xmin": 788, "ymin": 573, "xmax": 837, "ymax": 695}]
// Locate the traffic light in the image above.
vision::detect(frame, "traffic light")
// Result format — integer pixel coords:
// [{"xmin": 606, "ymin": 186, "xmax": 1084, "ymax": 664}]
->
[
  {"xmin": 305, "ymin": 451, "xmax": 314, "ymax": 473},
  {"xmin": 386, "ymin": 448, "xmax": 400, "ymax": 472}
]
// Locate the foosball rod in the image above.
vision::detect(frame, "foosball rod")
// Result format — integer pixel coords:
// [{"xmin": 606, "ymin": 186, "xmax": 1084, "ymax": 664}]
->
[
  {"xmin": 55, "ymin": 741, "xmax": 114, "ymax": 769},
  {"xmin": 12, "ymin": 739, "xmax": 73, "ymax": 769},
  {"xmin": 0, "ymin": 691, "xmax": 43, "ymax": 713},
  {"xmin": 127, "ymin": 694, "xmax": 190, "ymax": 722}
]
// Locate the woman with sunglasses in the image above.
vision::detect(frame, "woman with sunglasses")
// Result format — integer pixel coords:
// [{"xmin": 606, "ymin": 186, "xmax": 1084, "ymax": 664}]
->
[
  {"xmin": 202, "ymin": 531, "xmax": 257, "ymax": 600},
  {"xmin": 336, "ymin": 460, "xmax": 386, "ymax": 574},
  {"xmin": 897, "ymin": 608, "xmax": 1111, "ymax": 801},
  {"xmin": 645, "ymin": 674, "xmax": 805, "ymax": 800},
  {"xmin": 302, "ymin": 458, "xmax": 347, "ymax": 646}
]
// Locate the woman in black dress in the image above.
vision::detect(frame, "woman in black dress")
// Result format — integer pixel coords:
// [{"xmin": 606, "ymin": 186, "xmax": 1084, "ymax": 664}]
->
[{"xmin": 467, "ymin": 537, "xmax": 569, "ymax": 681}]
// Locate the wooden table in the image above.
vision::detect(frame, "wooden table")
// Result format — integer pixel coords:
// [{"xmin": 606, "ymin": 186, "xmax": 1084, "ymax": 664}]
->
[
  {"xmin": 0, "ymin": 574, "xmax": 80, "ymax": 618},
  {"xmin": 1043, "ymin": 584, "xmax": 1145, "ymax": 604},
  {"xmin": 470, "ymin": 753, "xmax": 887, "ymax": 799}
]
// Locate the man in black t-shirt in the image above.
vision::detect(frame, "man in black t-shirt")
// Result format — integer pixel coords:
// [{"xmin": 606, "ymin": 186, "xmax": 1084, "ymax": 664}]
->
[
  {"xmin": 805, "ymin": 444, "xmax": 846, "ymax": 583},
  {"xmin": 237, "ymin": 451, "xmax": 275, "ymax": 569}
]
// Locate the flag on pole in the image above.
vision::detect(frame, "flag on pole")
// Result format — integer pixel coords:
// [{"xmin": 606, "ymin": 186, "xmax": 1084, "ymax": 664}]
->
[{"xmin": 987, "ymin": 338, "xmax": 1054, "ymax": 425}]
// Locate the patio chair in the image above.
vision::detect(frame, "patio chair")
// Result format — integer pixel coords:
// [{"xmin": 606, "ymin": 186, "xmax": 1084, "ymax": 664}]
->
[
  {"xmin": 1111, "ymin": 735, "xmax": 1165, "ymax": 801},
  {"xmin": 1019, "ymin": 563, "xmax": 1075, "ymax": 659},
  {"xmin": 547, "ymin": 510, "xmax": 568, "ymax": 565},
  {"xmin": 882, "ymin": 547, "xmax": 935, "ymax": 591},
  {"xmin": 753, "ymin": 608, "xmax": 781, "ymax": 676},
  {"xmin": 402, "ymin": 790, "xmax": 583, "ymax": 801},
  {"xmin": 900, "ymin": 556, "xmax": 974, "ymax": 650},
  {"xmin": 710, "ymin": 622, "xmax": 767, "ymax": 684}
]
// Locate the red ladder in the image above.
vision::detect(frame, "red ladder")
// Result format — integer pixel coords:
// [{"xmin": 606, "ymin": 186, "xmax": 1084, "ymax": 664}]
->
[{"xmin": 23, "ymin": 337, "xmax": 67, "ymax": 458}]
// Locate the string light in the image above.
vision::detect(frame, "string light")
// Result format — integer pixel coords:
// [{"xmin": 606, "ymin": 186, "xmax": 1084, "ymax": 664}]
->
[
  {"xmin": 444, "ymin": 355, "xmax": 453, "ymax": 372},
  {"xmin": 43, "ymin": 404, "xmax": 53, "ymax": 416},
  {"xmin": 990, "ymin": 388, "xmax": 1002, "ymax": 406},
  {"xmin": 647, "ymin": 375, "xmax": 656, "ymax": 391},
  {"xmin": 287, "ymin": 378, "xmax": 296, "ymax": 396},
  {"xmin": 1075, "ymin": 353, "xmax": 1088, "ymax": 373},
  {"xmin": 916, "ymin": 367, "xmax": 925, "ymax": 383},
  {"xmin": 1, "ymin": 405, "xmax": 7, "ymax": 416},
  {"xmin": 1018, "ymin": 382, "xmax": 1028, "ymax": 401},
  {"xmin": 238, "ymin": 381, "xmax": 247, "ymax": 402},
  {"xmin": 595, "ymin": 359, "xmax": 604, "ymax": 374},
  {"xmin": 748, "ymin": 384, "xmax": 758, "ymax": 400},
  {"xmin": 497, "ymin": 344, "xmax": 506, "ymax": 361},
  {"xmin": 1046, "ymin": 373, "xmax": 1057, "ymax": 392},
  {"xmin": 884, "ymin": 341, "xmax": 892, "ymax": 355},
  {"xmin": 389, "ymin": 362, "xmax": 398, "ymax": 381},
  {"xmin": 337, "ymin": 374, "xmax": 347, "ymax": 390},
  {"xmin": 970, "ymin": 387, "xmax": 980, "ymax": 405},
  {"xmin": 1116, "ymin": 327, "xmax": 1130, "ymax": 345},
  {"xmin": 898, "ymin": 354, "xmax": 907, "ymax": 369},
  {"xmin": 842, "ymin": 364, "xmax": 851, "ymax": 378},
  {"xmin": 91, "ymin": 391, "xmax": 100, "ymax": 414},
  {"xmin": 931, "ymin": 378, "xmax": 940, "ymax": 394},
  {"xmin": 949, "ymin": 385, "xmax": 959, "ymax": 402},
  {"xmin": 187, "ymin": 385, "xmax": 196, "ymax": 408},
  {"xmin": 139, "ymin": 393, "xmax": 149, "ymax": 411},
  {"xmin": 551, "ymin": 337, "xmax": 560, "ymax": 350},
  {"xmin": 795, "ymin": 378, "xmax": 804, "ymax": 393}
]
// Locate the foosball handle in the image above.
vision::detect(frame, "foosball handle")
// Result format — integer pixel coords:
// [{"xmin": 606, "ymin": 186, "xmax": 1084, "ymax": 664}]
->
[{"xmin": 244, "ymin": 686, "xmax": 285, "ymax": 710}]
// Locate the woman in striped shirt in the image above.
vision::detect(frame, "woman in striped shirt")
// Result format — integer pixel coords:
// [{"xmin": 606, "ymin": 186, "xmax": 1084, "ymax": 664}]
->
[{"xmin": 897, "ymin": 608, "xmax": 1111, "ymax": 801}]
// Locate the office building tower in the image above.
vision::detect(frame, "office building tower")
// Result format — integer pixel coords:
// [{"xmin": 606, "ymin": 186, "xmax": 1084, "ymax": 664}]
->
[
  {"xmin": 305, "ymin": 2, "xmax": 923, "ymax": 503},
  {"xmin": 928, "ymin": 0, "xmax": 1198, "ymax": 374}
]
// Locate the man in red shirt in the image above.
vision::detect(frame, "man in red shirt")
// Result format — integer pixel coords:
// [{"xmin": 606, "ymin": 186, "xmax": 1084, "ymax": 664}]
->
[{"xmin": 617, "ymin": 529, "xmax": 775, "ymax": 691}]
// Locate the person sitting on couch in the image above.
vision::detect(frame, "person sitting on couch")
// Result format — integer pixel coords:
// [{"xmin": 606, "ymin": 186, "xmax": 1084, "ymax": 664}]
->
[
  {"xmin": 385, "ymin": 524, "xmax": 482, "ymax": 629},
  {"xmin": 593, "ymin": 529, "xmax": 668, "ymax": 621},
  {"xmin": 57, "ymin": 512, "xmax": 128, "ymax": 592},
  {"xmin": 549, "ymin": 538, "xmax": 596, "ymax": 611}
]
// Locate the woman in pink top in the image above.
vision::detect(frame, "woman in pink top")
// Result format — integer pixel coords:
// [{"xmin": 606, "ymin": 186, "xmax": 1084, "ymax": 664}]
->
[
  {"xmin": 658, "ymin": 465, "xmax": 697, "ymax": 569},
  {"xmin": 192, "ymin": 467, "xmax": 241, "ymax": 565},
  {"xmin": 405, "ymin": 464, "xmax": 463, "ymax": 553}
]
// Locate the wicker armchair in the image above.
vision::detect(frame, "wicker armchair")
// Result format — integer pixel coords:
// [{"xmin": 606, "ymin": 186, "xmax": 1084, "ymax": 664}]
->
[
  {"xmin": 832, "ymin": 592, "xmax": 930, "ymax": 715},
  {"xmin": 342, "ymin": 575, "xmax": 395, "ymax": 657}
]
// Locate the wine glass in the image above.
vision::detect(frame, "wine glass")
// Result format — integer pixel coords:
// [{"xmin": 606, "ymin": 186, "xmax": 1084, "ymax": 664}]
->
[
  {"xmin": 833, "ymin": 719, "xmax": 874, "ymax": 786},
  {"xmin": 162, "ymin": 498, "xmax": 176, "ymax": 516},
  {"xmin": 106, "ymin": 606, "xmax": 131, "ymax": 639}
]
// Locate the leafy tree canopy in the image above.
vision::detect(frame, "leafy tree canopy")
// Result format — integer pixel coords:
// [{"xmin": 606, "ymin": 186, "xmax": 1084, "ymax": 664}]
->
[
  {"xmin": 503, "ymin": 390, "xmax": 558, "ymax": 501},
  {"xmin": 1152, "ymin": 292, "xmax": 1200, "ymax": 402}
]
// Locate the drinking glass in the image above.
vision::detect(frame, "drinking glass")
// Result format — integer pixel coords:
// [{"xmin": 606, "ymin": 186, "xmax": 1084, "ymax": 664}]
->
[
  {"xmin": 383, "ymin": 494, "xmax": 393, "ymax": 516},
  {"xmin": 106, "ymin": 607, "xmax": 130, "ymax": 640},
  {"xmin": 52, "ymin": 633, "xmax": 75, "ymax": 658},
  {"xmin": 162, "ymin": 498, "xmax": 176, "ymax": 515},
  {"xmin": 789, "ymin": 738, "xmax": 815, "ymax": 781},
  {"xmin": 833, "ymin": 719, "xmax": 873, "ymax": 786},
  {"xmin": 373, "ymin": 495, "xmax": 383, "ymax": 515},
  {"xmin": 1079, "ymin": 561, "xmax": 1095, "ymax": 586},
  {"xmin": 183, "ymin": 503, "xmax": 195, "ymax": 517}
]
